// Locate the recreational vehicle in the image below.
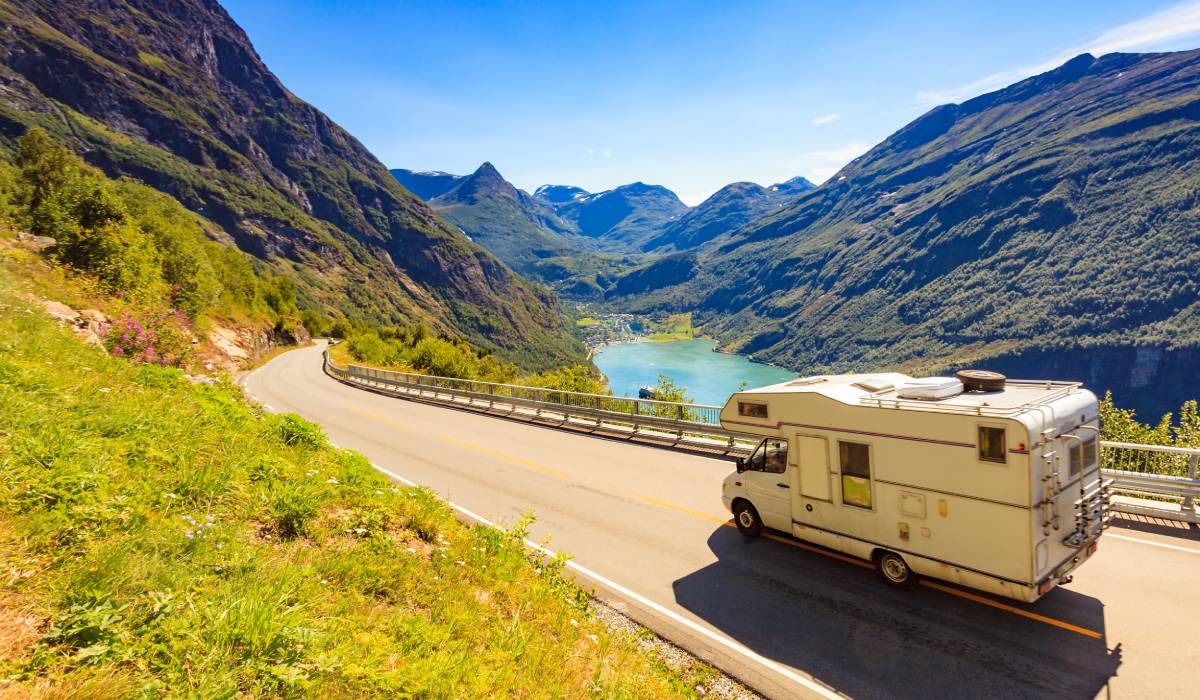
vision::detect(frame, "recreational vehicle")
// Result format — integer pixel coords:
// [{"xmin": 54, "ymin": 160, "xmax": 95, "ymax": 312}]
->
[{"xmin": 719, "ymin": 370, "xmax": 1110, "ymax": 603}]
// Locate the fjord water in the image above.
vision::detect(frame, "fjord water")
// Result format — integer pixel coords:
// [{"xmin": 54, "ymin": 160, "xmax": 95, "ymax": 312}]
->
[{"xmin": 593, "ymin": 339, "xmax": 796, "ymax": 406}]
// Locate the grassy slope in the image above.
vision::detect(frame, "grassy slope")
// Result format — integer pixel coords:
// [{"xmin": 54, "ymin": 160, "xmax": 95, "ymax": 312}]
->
[{"xmin": 0, "ymin": 266, "xmax": 706, "ymax": 696}]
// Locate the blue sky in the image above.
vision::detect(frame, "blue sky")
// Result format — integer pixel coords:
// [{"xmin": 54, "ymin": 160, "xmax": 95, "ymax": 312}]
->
[{"xmin": 223, "ymin": 1, "xmax": 1200, "ymax": 204}]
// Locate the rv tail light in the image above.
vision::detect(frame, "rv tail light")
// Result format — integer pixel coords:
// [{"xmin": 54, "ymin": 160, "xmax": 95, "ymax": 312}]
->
[
  {"xmin": 1038, "ymin": 580, "xmax": 1054, "ymax": 597},
  {"xmin": 1088, "ymin": 542, "xmax": 1098, "ymax": 556}
]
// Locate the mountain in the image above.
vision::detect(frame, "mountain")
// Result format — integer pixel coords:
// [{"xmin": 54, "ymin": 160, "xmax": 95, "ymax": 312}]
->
[
  {"xmin": 533, "ymin": 184, "xmax": 589, "ymax": 204},
  {"xmin": 0, "ymin": 0, "xmax": 584, "ymax": 370},
  {"xmin": 390, "ymin": 168, "xmax": 464, "ymax": 200},
  {"xmin": 627, "ymin": 50, "xmax": 1200, "ymax": 417},
  {"xmin": 538, "ymin": 182, "xmax": 689, "ymax": 250},
  {"xmin": 413, "ymin": 162, "xmax": 600, "ymax": 284},
  {"xmin": 643, "ymin": 181, "xmax": 788, "ymax": 251},
  {"xmin": 769, "ymin": 175, "xmax": 817, "ymax": 197}
]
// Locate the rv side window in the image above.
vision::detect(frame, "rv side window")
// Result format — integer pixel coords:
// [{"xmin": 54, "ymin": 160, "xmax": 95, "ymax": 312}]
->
[
  {"xmin": 838, "ymin": 441, "xmax": 872, "ymax": 509},
  {"xmin": 978, "ymin": 426, "xmax": 1006, "ymax": 463},
  {"xmin": 1083, "ymin": 436, "xmax": 1098, "ymax": 470},
  {"xmin": 747, "ymin": 442, "xmax": 766, "ymax": 471},
  {"xmin": 763, "ymin": 438, "xmax": 788, "ymax": 474},
  {"xmin": 738, "ymin": 402, "xmax": 768, "ymax": 418}
]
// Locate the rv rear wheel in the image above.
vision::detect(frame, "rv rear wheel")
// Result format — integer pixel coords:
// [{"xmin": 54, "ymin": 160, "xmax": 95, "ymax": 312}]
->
[
  {"xmin": 876, "ymin": 551, "xmax": 914, "ymax": 588},
  {"xmin": 733, "ymin": 501, "xmax": 762, "ymax": 538}
]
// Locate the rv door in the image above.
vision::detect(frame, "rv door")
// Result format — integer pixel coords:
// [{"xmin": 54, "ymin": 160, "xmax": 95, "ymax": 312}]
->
[
  {"xmin": 742, "ymin": 438, "xmax": 792, "ymax": 531},
  {"xmin": 791, "ymin": 435, "xmax": 832, "ymax": 527}
]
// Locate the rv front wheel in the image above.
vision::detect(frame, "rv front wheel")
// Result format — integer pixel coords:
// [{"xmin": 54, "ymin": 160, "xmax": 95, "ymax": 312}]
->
[
  {"xmin": 876, "ymin": 551, "xmax": 914, "ymax": 588},
  {"xmin": 733, "ymin": 501, "xmax": 762, "ymax": 537}
]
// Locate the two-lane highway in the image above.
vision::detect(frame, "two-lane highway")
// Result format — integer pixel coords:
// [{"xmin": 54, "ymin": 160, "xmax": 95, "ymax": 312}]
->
[{"xmin": 245, "ymin": 343, "xmax": 1200, "ymax": 698}]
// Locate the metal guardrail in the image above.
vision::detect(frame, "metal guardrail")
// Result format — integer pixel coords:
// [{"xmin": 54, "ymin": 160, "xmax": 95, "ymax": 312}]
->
[
  {"xmin": 323, "ymin": 348, "xmax": 1200, "ymax": 517},
  {"xmin": 1099, "ymin": 442, "xmax": 1200, "ymax": 513},
  {"xmin": 323, "ymin": 349, "xmax": 753, "ymax": 454}
]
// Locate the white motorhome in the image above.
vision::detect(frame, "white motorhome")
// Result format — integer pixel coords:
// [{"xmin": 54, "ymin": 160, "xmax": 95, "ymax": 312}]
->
[{"xmin": 719, "ymin": 371, "xmax": 1110, "ymax": 602}]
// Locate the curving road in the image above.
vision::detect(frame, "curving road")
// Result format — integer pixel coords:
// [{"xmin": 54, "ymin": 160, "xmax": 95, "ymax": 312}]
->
[{"xmin": 245, "ymin": 343, "xmax": 1200, "ymax": 699}]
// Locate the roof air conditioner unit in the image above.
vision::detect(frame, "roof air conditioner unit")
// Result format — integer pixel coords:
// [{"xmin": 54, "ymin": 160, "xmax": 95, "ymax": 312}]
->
[{"xmin": 896, "ymin": 377, "xmax": 963, "ymax": 400}]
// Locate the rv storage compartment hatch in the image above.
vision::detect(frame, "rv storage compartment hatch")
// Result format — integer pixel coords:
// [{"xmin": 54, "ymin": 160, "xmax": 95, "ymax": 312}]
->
[{"xmin": 896, "ymin": 377, "xmax": 963, "ymax": 400}]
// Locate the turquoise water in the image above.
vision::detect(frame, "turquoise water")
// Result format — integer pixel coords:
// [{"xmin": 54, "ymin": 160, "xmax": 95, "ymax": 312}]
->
[{"xmin": 593, "ymin": 339, "xmax": 796, "ymax": 406}]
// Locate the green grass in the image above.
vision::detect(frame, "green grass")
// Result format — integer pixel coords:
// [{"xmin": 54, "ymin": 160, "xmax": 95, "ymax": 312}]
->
[
  {"xmin": 648, "ymin": 313, "xmax": 694, "ymax": 342},
  {"xmin": 0, "ymin": 268, "xmax": 708, "ymax": 697},
  {"xmin": 575, "ymin": 317, "xmax": 599, "ymax": 327}
]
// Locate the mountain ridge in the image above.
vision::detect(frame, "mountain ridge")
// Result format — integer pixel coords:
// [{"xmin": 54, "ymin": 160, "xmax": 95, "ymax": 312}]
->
[
  {"xmin": 623, "ymin": 48, "xmax": 1200, "ymax": 416},
  {"xmin": 0, "ymin": 0, "xmax": 584, "ymax": 370}
]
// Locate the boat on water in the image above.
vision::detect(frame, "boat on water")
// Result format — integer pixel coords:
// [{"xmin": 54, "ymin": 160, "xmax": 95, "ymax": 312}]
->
[{"xmin": 638, "ymin": 385, "xmax": 656, "ymax": 399}]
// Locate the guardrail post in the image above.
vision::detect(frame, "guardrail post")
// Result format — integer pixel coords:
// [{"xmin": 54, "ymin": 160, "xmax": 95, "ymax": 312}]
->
[{"xmin": 1185, "ymin": 453, "xmax": 1199, "ymax": 513}]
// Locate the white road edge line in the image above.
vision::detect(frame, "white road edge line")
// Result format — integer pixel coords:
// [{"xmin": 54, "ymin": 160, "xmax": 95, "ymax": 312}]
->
[
  {"xmin": 365, "ymin": 461, "xmax": 840, "ymax": 700},
  {"xmin": 1107, "ymin": 532, "xmax": 1200, "ymax": 555}
]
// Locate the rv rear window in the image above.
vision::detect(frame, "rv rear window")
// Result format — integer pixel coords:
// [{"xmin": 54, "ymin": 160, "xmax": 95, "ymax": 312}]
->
[
  {"xmin": 738, "ymin": 402, "xmax": 768, "ymax": 419},
  {"xmin": 978, "ymin": 426, "xmax": 1006, "ymax": 463},
  {"xmin": 838, "ymin": 441, "xmax": 872, "ymax": 509},
  {"xmin": 1071, "ymin": 436, "xmax": 1099, "ymax": 476}
]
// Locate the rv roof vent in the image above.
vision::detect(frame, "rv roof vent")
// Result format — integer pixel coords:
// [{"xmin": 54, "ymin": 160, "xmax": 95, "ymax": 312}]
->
[
  {"xmin": 788, "ymin": 376, "xmax": 827, "ymax": 386},
  {"xmin": 896, "ymin": 377, "xmax": 963, "ymax": 400},
  {"xmin": 852, "ymin": 378, "xmax": 894, "ymax": 393}
]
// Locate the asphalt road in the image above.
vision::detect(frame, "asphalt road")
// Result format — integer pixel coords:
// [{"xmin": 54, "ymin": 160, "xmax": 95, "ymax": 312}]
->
[{"xmin": 245, "ymin": 343, "xmax": 1200, "ymax": 699}]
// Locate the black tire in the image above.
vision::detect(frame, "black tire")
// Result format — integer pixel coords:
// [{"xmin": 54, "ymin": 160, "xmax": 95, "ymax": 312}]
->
[
  {"xmin": 956, "ymin": 369, "xmax": 1006, "ymax": 392},
  {"xmin": 732, "ymin": 501, "xmax": 763, "ymax": 538},
  {"xmin": 875, "ymin": 551, "xmax": 915, "ymax": 589}
]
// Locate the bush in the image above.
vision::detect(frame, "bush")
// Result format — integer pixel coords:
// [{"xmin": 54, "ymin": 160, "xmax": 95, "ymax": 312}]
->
[
  {"xmin": 5, "ymin": 127, "xmax": 293, "ymax": 324},
  {"xmin": 106, "ymin": 308, "xmax": 193, "ymax": 366},
  {"xmin": 268, "ymin": 413, "xmax": 328, "ymax": 450},
  {"xmin": 408, "ymin": 337, "xmax": 475, "ymax": 378},
  {"xmin": 267, "ymin": 480, "xmax": 321, "ymax": 538}
]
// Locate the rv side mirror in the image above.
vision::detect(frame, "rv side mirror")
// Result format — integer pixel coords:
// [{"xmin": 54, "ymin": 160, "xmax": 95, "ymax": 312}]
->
[{"xmin": 735, "ymin": 457, "xmax": 747, "ymax": 473}]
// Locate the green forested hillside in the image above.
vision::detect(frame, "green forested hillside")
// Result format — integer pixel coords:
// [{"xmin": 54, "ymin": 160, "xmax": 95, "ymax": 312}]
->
[
  {"xmin": 642, "ymin": 182, "xmax": 788, "ymax": 252},
  {"xmin": 0, "ymin": 0, "xmax": 584, "ymax": 371},
  {"xmin": 625, "ymin": 50, "xmax": 1200, "ymax": 416}
]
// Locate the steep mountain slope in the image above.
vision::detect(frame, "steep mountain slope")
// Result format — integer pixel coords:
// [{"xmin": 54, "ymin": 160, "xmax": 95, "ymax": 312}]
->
[
  {"xmin": 0, "ymin": 0, "xmax": 584, "ymax": 370},
  {"xmin": 390, "ymin": 168, "xmax": 464, "ymax": 200},
  {"xmin": 633, "ymin": 50, "xmax": 1200, "ymax": 416},
  {"xmin": 414, "ymin": 162, "xmax": 610, "ymax": 285},
  {"xmin": 643, "ymin": 181, "xmax": 788, "ymax": 251},
  {"xmin": 539, "ymin": 182, "xmax": 689, "ymax": 250}
]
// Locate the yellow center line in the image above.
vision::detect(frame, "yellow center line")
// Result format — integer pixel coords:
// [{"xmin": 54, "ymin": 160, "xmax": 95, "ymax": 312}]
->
[
  {"xmin": 917, "ymin": 580, "xmax": 1102, "ymax": 639},
  {"xmin": 436, "ymin": 434, "xmax": 570, "ymax": 477},
  {"xmin": 349, "ymin": 406, "xmax": 569, "ymax": 478},
  {"xmin": 638, "ymin": 496, "xmax": 732, "ymax": 524},
  {"xmin": 350, "ymin": 405, "xmax": 413, "ymax": 429},
  {"xmin": 639, "ymin": 494, "xmax": 1102, "ymax": 639}
]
